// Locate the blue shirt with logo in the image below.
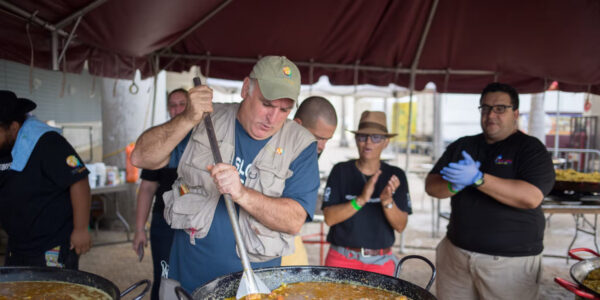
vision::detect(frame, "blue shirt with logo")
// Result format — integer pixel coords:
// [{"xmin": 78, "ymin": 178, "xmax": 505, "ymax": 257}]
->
[{"xmin": 169, "ymin": 119, "xmax": 319, "ymax": 292}]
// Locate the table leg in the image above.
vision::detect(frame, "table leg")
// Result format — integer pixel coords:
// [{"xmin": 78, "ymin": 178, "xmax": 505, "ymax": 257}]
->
[
  {"xmin": 112, "ymin": 194, "xmax": 131, "ymax": 241},
  {"xmin": 594, "ymin": 214, "xmax": 599, "ymax": 254},
  {"xmin": 567, "ymin": 214, "xmax": 581, "ymax": 264},
  {"xmin": 431, "ymin": 197, "xmax": 436, "ymax": 238}
]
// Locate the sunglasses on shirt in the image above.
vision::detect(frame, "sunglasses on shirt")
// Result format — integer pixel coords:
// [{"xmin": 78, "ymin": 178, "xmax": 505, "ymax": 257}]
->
[{"xmin": 355, "ymin": 134, "xmax": 386, "ymax": 144}]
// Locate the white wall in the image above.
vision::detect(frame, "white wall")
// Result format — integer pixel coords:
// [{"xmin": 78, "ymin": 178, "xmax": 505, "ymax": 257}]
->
[{"xmin": 0, "ymin": 59, "xmax": 103, "ymax": 162}]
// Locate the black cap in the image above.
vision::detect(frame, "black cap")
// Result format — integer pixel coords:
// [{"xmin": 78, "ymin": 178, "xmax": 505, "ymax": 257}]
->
[{"xmin": 0, "ymin": 90, "xmax": 36, "ymax": 124}]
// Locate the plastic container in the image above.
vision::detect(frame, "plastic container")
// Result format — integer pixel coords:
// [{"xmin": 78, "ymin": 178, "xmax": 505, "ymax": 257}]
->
[
  {"xmin": 95, "ymin": 162, "xmax": 106, "ymax": 187},
  {"xmin": 125, "ymin": 143, "xmax": 139, "ymax": 183}
]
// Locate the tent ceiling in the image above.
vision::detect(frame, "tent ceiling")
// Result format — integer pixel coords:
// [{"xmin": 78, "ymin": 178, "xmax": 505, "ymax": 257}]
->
[{"xmin": 1, "ymin": 0, "xmax": 599, "ymax": 94}]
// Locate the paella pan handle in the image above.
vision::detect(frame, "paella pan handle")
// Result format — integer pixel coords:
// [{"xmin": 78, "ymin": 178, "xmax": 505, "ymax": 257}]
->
[
  {"xmin": 174, "ymin": 286, "xmax": 194, "ymax": 300},
  {"xmin": 569, "ymin": 248, "xmax": 600, "ymax": 261},
  {"xmin": 395, "ymin": 255, "xmax": 436, "ymax": 291},
  {"xmin": 119, "ymin": 279, "xmax": 151, "ymax": 300},
  {"xmin": 554, "ymin": 277, "xmax": 598, "ymax": 299}
]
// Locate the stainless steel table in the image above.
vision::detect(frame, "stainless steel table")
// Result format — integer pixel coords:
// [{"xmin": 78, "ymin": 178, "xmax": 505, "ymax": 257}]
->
[
  {"xmin": 91, "ymin": 183, "xmax": 136, "ymax": 246},
  {"xmin": 542, "ymin": 202, "xmax": 600, "ymax": 259}
]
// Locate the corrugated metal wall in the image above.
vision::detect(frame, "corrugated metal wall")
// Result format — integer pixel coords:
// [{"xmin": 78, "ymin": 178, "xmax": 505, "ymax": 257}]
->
[
  {"xmin": 1, "ymin": 59, "xmax": 103, "ymax": 162},
  {"xmin": 0, "ymin": 59, "xmax": 102, "ymax": 123}
]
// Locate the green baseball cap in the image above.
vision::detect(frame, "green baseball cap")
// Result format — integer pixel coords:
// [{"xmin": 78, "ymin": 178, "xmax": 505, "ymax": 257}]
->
[{"xmin": 249, "ymin": 56, "xmax": 301, "ymax": 103}]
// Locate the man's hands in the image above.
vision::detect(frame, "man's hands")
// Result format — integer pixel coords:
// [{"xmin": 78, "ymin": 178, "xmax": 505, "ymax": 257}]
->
[
  {"xmin": 183, "ymin": 85, "xmax": 214, "ymax": 124},
  {"xmin": 441, "ymin": 150, "xmax": 482, "ymax": 188},
  {"xmin": 132, "ymin": 229, "xmax": 147, "ymax": 257},
  {"xmin": 70, "ymin": 228, "xmax": 91, "ymax": 255},
  {"xmin": 208, "ymin": 163, "xmax": 247, "ymax": 201}
]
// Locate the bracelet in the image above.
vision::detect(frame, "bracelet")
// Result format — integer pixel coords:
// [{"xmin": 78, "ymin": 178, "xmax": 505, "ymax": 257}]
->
[
  {"xmin": 447, "ymin": 182, "xmax": 459, "ymax": 194},
  {"xmin": 350, "ymin": 198, "xmax": 362, "ymax": 211}
]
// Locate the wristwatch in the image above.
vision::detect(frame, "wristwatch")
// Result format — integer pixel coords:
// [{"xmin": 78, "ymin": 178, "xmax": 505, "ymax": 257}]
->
[
  {"xmin": 384, "ymin": 202, "xmax": 393, "ymax": 209},
  {"xmin": 473, "ymin": 172, "xmax": 484, "ymax": 187}
]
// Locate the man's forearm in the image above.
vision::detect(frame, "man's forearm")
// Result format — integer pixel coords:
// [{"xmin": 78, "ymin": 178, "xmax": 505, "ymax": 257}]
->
[
  {"xmin": 135, "ymin": 180, "xmax": 159, "ymax": 231},
  {"xmin": 235, "ymin": 188, "xmax": 307, "ymax": 235},
  {"xmin": 425, "ymin": 174, "xmax": 455, "ymax": 199},
  {"xmin": 70, "ymin": 178, "xmax": 91, "ymax": 230},
  {"xmin": 478, "ymin": 173, "xmax": 544, "ymax": 209},
  {"xmin": 131, "ymin": 115, "xmax": 197, "ymax": 170}
]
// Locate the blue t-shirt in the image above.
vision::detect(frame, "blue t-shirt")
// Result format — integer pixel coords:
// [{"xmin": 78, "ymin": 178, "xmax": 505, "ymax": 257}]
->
[{"xmin": 169, "ymin": 119, "xmax": 319, "ymax": 292}]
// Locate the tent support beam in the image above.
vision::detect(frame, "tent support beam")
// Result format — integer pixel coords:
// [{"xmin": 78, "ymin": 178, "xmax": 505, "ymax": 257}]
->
[
  {"xmin": 0, "ymin": 1, "xmax": 71, "ymax": 70},
  {"xmin": 0, "ymin": 1, "xmax": 69, "ymax": 36},
  {"xmin": 52, "ymin": 32, "xmax": 59, "ymax": 70},
  {"xmin": 405, "ymin": 0, "xmax": 439, "ymax": 170},
  {"xmin": 57, "ymin": 16, "xmax": 82, "ymax": 66},
  {"xmin": 54, "ymin": 0, "xmax": 109, "ymax": 29},
  {"xmin": 158, "ymin": 53, "xmax": 495, "ymax": 77},
  {"xmin": 158, "ymin": 0, "xmax": 234, "ymax": 56}
]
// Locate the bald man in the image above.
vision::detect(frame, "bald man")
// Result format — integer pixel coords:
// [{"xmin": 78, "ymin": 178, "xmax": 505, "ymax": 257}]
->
[
  {"xmin": 294, "ymin": 96, "xmax": 337, "ymax": 155},
  {"xmin": 282, "ymin": 96, "xmax": 337, "ymax": 266}
]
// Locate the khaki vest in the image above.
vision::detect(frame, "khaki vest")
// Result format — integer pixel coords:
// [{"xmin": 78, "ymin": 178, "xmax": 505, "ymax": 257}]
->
[{"xmin": 163, "ymin": 103, "xmax": 316, "ymax": 262}]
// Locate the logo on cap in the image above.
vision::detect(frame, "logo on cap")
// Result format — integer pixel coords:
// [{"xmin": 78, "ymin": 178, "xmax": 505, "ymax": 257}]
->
[{"xmin": 282, "ymin": 66, "xmax": 292, "ymax": 78}]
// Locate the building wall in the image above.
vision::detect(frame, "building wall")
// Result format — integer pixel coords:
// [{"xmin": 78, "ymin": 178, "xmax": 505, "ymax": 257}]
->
[{"xmin": 0, "ymin": 59, "xmax": 103, "ymax": 162}]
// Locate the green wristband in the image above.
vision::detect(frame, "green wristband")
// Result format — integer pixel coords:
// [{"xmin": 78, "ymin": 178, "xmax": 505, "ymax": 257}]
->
[
  {"xmin": 350, "ymin": 198, "xmax": 362, "ymax": 211},
  {"xmin": 447, "ymin": 182, "xmax": 459, "ymax": 194}
]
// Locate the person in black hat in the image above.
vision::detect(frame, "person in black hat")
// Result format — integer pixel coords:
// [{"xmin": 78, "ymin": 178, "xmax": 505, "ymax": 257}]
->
[{"xmin": 0, "ymin": 90, "xmax": 91, "ymax": 269}]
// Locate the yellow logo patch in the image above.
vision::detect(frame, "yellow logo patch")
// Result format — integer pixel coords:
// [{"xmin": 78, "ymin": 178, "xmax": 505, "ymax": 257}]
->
[
  {"xmin": 282, "ymin": 66, "xmax": 292, "ymax": 78},
  {"xmin": 66, "ymin": 155, "xmax": 80, "ymax": 167}
]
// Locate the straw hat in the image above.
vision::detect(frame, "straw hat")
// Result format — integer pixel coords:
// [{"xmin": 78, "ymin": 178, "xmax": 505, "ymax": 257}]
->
[{"xmin": 350, "ymin": 111, "xmax": 397, "ymax": 137}]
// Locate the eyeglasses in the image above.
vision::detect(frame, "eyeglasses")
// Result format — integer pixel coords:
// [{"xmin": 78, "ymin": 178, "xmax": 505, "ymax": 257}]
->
[
  {"xmin": 478, "ymin": 104, "xmax": 513, "ymax": 114},
  {"xmin": 355, "ymin": 134, "xmax": 385, "ymax": 144}
]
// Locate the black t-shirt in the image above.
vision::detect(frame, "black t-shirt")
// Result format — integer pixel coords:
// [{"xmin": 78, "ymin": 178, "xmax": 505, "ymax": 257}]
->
[
  {"xmin": 140, "ymin": 167, "xmax": 177, "ymax": 215},
  {"xmin": 431, "ymin": 131, "xmax": 555, "ymax": 256},
  {"xmin": 321, "ymin": 160, "xmax": 412, "ymax": 249},
  {"xmin": 0, "ymin": 132, "xmax": 89, "ymax": 255}
]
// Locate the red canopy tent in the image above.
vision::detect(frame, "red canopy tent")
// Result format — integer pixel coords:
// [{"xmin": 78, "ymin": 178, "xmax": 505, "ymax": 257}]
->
[{"xmin": 0, "ymin": 0, "xmax": 599, "ymax": 94}]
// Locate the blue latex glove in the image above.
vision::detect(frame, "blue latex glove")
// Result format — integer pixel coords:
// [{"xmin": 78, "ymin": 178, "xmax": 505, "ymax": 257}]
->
[
  {"xmin": 440, "ymin": 150, "xmax": 482, "ymax": 186},
  {"xmin": 449, "ymin": 159, "xmax": 467, "ymax": 192}
]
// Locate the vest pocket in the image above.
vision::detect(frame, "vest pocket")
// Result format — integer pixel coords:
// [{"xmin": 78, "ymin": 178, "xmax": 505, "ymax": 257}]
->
[
  {"xmin": 239, "ymin": 213, "xmax": 294, "ymax": 262},
  {"xmin": 172, "ymin": 192, "xmax": 208, "ymax": 214},
  {"xmin": 252, "ymin": 162, "xmax": 292, "ymax": 197}
]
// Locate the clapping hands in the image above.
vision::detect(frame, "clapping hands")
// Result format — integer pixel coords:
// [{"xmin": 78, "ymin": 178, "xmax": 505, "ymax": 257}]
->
[{"xmin": 441, "ymin": 150, "xmax": 482, "ymax": 191}]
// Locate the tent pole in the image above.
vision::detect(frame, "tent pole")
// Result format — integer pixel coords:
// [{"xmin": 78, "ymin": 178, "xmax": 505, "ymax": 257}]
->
[
  {"xmin": 554, "ymin": 91, "xmax": 560, "ymax": 158},
  {"xmin": 340, "ymin": 96, "xmax": 348, "ymax": 147},
  {"xmin": 0, "ymin": 1, "xmax": 69, "ymax": 36},
  {"xmin": 150, "ymin": 55, "xmax": 159, "ymax": 127},
  {"xmin": 57, "ymin": 16, "xmax": 82, "ymax": 66},
  {"xmin": 51, "ymin": 31, "xmax": 59, "ymax": 70},
  {"xmin": 160, "ymin": 52, "xmax": 496, "ymax": 77},
  {"xmin": 405, "ymin": 0, "xmax": 439, "ymax": 171}
]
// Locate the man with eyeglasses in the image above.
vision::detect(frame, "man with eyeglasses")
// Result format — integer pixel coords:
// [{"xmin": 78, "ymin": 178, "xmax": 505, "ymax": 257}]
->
[
  {"xmin": 425, "ymin": 82, "xmax": 555, "ymax": 300},
  {"xmin": 321, "ymin": 111, "xmax": 411, "ymax": 276}
]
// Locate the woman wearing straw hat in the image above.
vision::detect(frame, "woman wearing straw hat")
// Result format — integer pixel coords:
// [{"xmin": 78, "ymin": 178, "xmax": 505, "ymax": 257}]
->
[{"xmin": 321, "ymin": 111, "xmax": 412, "ymax": 276}]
